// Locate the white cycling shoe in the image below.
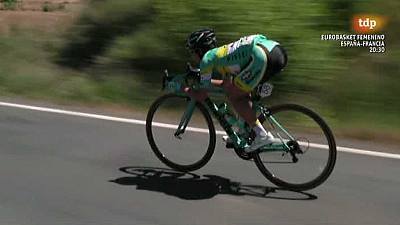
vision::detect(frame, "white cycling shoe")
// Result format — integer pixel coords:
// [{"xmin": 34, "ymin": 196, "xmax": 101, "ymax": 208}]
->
[
  {"xmin": 245, "ymin": 132, "xmax": 280, "ymax": 153},
  {"xmin": 222, "ymin": 135, "xmax": 232, "ymax": 143},
  {"xmin": 222, "ymin": 135, "xmax": 234, "ymax": 148},
  {"xmin": 223, "ymin": 133, "xmax": 280, "ymax": 153}
]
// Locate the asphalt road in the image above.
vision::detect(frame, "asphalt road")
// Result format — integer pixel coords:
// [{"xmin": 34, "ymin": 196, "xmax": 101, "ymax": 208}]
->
[{"xmin": 0, "ymin": 104, "xmax": 399, "ymax": 225}]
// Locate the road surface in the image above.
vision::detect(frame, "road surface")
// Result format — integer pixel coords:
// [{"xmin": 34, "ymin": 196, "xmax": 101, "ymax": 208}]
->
[{"xmin": 0, "ymin": 102, "xmax": 399, "ymax": 225}]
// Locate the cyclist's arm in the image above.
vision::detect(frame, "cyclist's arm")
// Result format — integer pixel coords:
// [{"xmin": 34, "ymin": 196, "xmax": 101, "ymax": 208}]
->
[
  {"xmin": 199, "ymin": 73, "xmax": 225, "ymax": 89},
  {"xmin": 200, "ymin": 55, "xmax": 228, "ymax": 89},
  {"xmin": 183, "ymin": 79, "xmax": 222, "ymax": 93},
  {"xmin": 211, "ymin": 79, "xmax": 224, "ymax": 86}
]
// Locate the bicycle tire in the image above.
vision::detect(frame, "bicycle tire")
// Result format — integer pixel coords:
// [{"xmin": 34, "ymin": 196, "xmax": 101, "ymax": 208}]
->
[
  {"xmin": 253, "ymin": 104, "xmax": 337, "ymax": 191},
  {"xmin": 146, "ymin": 94, "xmax": 216, "ymax": 172}
]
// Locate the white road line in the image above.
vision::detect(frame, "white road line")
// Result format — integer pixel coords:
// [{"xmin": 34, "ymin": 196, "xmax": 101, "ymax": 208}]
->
[
  {"xmin": 305, "ymin": 142, "xmax": 400, "ymax": 160},
  {"xmin": 1, "ymin": 101, "xmax": 399, "ymax": 160}
]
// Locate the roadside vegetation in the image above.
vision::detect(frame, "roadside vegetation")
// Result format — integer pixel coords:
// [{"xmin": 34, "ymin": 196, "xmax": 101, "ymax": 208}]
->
[
  {"xmin": 0, "ymin": 0, "xmax": 399, "ymax": 142},
  {"xmin": 1, "ymin": 0, "xmax": 19, "ymax": 10}
]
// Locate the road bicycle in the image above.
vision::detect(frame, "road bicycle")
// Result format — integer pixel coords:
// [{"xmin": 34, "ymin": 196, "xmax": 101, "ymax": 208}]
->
[{"xmin": 146, "ymin": 70, "xmax": 336, "ymax": 191}]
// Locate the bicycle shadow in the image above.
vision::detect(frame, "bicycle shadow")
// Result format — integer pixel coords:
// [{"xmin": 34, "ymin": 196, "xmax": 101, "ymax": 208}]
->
[{"xmin": 110, "ymin": 167, "xmax": 317, "ymax": 201}]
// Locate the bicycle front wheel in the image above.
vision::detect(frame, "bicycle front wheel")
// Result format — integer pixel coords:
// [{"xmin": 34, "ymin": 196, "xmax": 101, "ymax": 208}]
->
[
  {"xmin": 146, "ymin": 94, "xmax": 216, "ymax": 172},
  {"xmin": 253, "ymin": 104, "xmax": 337, "ymax": 191}
]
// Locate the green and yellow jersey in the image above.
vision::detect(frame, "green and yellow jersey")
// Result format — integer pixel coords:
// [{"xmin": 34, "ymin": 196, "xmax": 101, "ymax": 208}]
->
[{"xmin": 200, "ymin": 34, "xmax": 279, "ymax": 92}]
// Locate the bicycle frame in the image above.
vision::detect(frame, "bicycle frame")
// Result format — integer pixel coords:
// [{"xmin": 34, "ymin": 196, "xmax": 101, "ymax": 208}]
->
[{"xmin": 163, "ymin": 72, "xmax": 296, "ymax": 153}]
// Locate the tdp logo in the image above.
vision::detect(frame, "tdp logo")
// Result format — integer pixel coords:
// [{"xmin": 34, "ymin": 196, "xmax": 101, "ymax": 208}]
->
[
  {"xmin": 353, "ymin": 14, "xmax": 387, "ymax": 33},
  {"xmin": 358, "ymin": 18, "xmax": 376, "ymax": 30}
]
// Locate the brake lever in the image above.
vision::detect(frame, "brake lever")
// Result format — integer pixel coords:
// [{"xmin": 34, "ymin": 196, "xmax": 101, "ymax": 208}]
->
[{"xmin": 161, "ymin": 69, "xmax": 170, "ymax": 90}]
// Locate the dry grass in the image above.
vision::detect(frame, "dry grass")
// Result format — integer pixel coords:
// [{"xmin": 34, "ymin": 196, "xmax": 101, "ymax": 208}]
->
[
  {"xmin": 1, "ymin": 0, "xmax": 82, "ymax": 11},
  {"xmin": 0, "ymin": 11, "xmax": 75, "ymax": 33},
  {"xmin": 0, "ymin": 0, "xmax": 83, "ymax": 34},
  {"xmin": 20, "ymin": 0, "xmax": 82, "ymax": 11},
  {"xmin": 336, "ymin": 128, "xmax": 400, "ymax": 146}
]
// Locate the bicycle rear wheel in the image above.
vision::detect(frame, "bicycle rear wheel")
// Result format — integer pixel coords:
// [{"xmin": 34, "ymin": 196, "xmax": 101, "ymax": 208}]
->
[
  {"xmin": 146, "ymin": 94, "xmax": 216, "ymax": 172},
  {"xmin": 253, "ymin": 104, "xmax": 336, "ymax": 190}
]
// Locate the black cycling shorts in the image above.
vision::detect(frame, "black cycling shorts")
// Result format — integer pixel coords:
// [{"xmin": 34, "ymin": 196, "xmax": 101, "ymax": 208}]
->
[{"xmin": 259, "ymin": 44, "xmax": 288, "ymax": 82}]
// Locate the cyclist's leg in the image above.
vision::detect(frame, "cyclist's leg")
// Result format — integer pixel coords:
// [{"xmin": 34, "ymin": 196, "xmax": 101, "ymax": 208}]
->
[
  {"xmin": 224, "ymin": 79, "xmax": 277, "ymax": 151},
  {"xmin": 183, "ymin": 87, "xmax": 208, "ymax": 102},
  {"xmin": 227, "ymin": 46, "xmax": 280, "ymax": 150},
  {"xmin": 222, "ymin": 79, "xmax": 256, "ymax": 126}
]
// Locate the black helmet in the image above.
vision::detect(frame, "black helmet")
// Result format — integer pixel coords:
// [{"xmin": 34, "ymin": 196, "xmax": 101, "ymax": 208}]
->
[{"xmin": 186, "ymin": 28, "xmax": 217, "ymax": 53}]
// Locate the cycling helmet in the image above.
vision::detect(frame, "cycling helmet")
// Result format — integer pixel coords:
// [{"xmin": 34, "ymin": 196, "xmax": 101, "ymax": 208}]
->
[{"xmin": 186, "ymin": 28, "xmax": 217, "ymax": 54}]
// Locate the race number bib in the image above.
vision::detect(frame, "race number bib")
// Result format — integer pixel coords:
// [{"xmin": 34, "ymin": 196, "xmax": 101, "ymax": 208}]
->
[{"xmin": 257, "ymin": 82, "xmax": 273, "ymax": 98}]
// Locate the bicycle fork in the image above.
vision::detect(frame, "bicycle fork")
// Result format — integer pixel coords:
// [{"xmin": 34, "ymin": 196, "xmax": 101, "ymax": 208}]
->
[{"xmin": 174, "ymin": 98, "xmax": 196, "ymax": 139}]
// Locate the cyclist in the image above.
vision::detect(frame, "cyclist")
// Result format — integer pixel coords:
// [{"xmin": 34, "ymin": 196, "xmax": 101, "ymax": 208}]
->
[{"xmin": 185, "ymin": 28, "xmax": 288, "ymax": 152}]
